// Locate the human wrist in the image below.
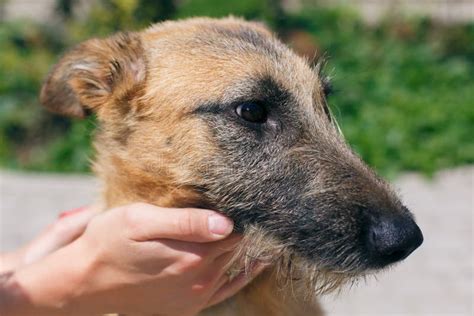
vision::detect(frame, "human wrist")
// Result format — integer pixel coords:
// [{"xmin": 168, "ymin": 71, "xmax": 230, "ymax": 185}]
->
[
  {"xmin": 7, "ymin": 240, "xmax": 91, "ymax": 315},
  {"xmin": 0, "ymin": 270, "xmax": 28, "ymax": 316}
]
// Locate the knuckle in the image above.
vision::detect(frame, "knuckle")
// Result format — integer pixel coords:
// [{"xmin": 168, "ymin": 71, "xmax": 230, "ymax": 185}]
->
[
  {"xmin": 164, "ymin": 251, "xmax": 207, "ymax": 275},
  {"xmin": 180, "ymin": 253, "xmax": 205, "ymax": 270},
  {"xmin": 176, "ymin": 210, "xmax": 204, "ymax": 238},
  {"xmin": 190, "ymin": 283, "xmax": 208, "ymax": 297},
  {"xmin": 121, "ymin": 204, "xmax": 144, "ymax": 234}
]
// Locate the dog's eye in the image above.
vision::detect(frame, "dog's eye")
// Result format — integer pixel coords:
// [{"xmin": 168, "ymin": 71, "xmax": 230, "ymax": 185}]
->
[{"xmin": 235, "ymin": 102, "xmax": 267, "ymax": 123}]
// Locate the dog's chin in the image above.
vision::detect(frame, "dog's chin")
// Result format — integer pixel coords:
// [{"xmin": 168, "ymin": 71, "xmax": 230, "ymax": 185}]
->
[
  {"xmin": 284, "ymin": 259, "xmax": 365, "ymax": 298},
  {"xmin": 287, "ymin": 249, "xmax": 407, "ymax": 299},
  {"xmin": 233, "ymin": 226, "xmax": 369, "ymax": 298}
]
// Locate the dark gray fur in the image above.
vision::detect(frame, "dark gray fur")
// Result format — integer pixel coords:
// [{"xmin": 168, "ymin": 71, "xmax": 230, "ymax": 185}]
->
[{"xmin": 189, "ymin": 25, "xmax": 417, "ymax": 274}]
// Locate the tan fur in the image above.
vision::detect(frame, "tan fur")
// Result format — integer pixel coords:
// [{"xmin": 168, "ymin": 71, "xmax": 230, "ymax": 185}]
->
[
  {"xmin": 40, "ymin": 17, "xmax": 370, "ymax": 316},
  {"xmin": 98, "ymin": 20, "xmax": 324, "ymax": 314}
]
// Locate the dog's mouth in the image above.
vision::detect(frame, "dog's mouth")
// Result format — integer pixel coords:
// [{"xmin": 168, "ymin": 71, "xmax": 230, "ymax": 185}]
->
[
  {"xmin": 196, "ymin": 184, "xmax": 422, "ymax": 294},
  {"xmin": 227, "ymin": 207, "xmax": 422, "ymax": 296}
]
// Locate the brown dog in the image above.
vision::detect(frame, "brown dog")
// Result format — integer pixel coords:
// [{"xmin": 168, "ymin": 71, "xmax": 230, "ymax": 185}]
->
[{"xmin": 40, "ymin": 17, "xmax": 423, "ymax": 316}]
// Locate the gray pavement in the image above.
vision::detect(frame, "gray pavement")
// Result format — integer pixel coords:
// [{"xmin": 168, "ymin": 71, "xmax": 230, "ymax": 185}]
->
[{"xmin": 0, "ymin": 167, "xmax": 473, "ymax": 315}]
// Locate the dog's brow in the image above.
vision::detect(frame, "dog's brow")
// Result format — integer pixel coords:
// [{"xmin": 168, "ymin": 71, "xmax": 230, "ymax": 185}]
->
[
  {"xmin": 192, "ymin": 76, "xmax": 293, "ymax": 115},
  {"xmin": 193, "ymin": 102, "xmax": 224, "ymax": 115}
]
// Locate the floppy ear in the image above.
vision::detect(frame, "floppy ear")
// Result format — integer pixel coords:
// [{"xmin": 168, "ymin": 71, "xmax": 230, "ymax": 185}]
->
[{"xmin": 40, "ymin": 32, "xmax": 145, "ymax": 118}]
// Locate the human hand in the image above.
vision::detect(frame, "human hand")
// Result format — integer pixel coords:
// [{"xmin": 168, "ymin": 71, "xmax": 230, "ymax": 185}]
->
[
  {"xmin": 6, "ymin": 203, "xmax": 263, "ymax": 316},
  {"xmin": 0, "ymin": 206, "xmax": 98, "ymax": 273}
]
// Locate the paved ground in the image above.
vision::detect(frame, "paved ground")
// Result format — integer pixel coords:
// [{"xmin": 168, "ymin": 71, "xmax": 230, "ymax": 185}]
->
[{"xmin": 0, "ymin": 167, "xmax": 472, "ymax": 315}]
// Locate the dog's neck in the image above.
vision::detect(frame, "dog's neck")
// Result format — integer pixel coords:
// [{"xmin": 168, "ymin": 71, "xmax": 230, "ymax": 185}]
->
[{"xmin": 94, "ymin": 151, "xmax": 204, "ymax": 209}]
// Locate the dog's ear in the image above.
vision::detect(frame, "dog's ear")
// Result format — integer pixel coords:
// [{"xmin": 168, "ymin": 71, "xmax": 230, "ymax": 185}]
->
[{"xmin": 40, "ymin": 32, "xmax": 145, "ymax": 118}]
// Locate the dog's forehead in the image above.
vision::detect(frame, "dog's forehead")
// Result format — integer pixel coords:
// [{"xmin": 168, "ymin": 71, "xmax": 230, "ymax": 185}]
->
[{"xmin": 140, "ymin": 18, "xmax": 320, "ymax": 111}]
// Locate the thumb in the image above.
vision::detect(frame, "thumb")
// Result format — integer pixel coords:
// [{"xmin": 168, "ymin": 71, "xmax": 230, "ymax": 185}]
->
[{"xmin": 121, "ymin": 203, "xmax": 234, "ymax": 243}]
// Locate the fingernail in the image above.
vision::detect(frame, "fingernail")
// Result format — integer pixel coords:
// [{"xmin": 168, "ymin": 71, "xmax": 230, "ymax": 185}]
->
[
  {"xmin": 208, "ymin": 214, "xmax": 233, "ymax": 236},
  {"xmin": 59, "ymin": 206, "xmax": 87, "ymax": 219}
]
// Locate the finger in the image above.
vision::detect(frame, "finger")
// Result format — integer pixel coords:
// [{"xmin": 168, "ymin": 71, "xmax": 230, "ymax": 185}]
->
[
  {"xmin": 52, "ymin": 205, "xmax": 100, "ymax": 242},
  {"xmin": 23, "ymin": 206, "xmax": 99, "ymax": 264},
  {"xmin": 210, "ymin": 251, "xmax": 248, "ymax": 292},
  {"xmin": 208, "ymin": 252, "xmax": 240, "ymax": 289},
  {"xmin": 150, "ymin": 234, "xmax": 241, "ymax": 264},
  {"xmin": 206, "ymin": 263, "xmax": 267, "ymax": 308},
  {"xmin": 189, "ymin": 251, "xmax": 237, "ymax": 290},
  {"xmin": 58, "ymin": 206, "xmax": 91, "ymax": 219},
  {"xmin": 212, "ymin": 249, "xmax": 239, "ymax": 272},
  {"xmin": 121, "ymin": 203, "xmax": 234, "ymax": 243},
  {"xmin": 208, "ymin": 234, "xmax": 242, "ymax": 259}
]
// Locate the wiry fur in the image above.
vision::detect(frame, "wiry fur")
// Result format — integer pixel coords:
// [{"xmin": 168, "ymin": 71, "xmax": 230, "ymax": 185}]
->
[
  {"xmin": 39, "ymin": 17, "xmax": 421, "ymax": 316},
  {"xmin": 228, "ymin": 227, "xmax": 357, "ymax": 296}
]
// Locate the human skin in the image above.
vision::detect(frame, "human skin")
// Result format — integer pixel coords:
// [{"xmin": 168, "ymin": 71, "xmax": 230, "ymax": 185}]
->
[{"xmin": 0, "ymin": 203, "xmax": 262, "ymax": 316}]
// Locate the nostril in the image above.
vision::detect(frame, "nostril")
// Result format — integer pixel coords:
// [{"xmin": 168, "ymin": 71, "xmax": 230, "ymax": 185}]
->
[
  {"xmin": 383, "ymin": 248, "xmax": 409, "ymax": 263},
  {"xmin": 367, "ymin": 215, "xmax": 423, "ymax": 266}
]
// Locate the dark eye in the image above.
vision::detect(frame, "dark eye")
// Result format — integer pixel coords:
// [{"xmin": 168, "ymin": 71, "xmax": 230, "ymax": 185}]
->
[{"xmin": 235, "ymin": 102, "xmax": 267, "ymax": 123}]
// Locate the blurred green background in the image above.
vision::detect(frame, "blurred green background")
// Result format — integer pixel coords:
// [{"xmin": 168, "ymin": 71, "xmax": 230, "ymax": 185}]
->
[{"xmin": 0, "ymin": 0, "xmax": 473, "ymax": 177}]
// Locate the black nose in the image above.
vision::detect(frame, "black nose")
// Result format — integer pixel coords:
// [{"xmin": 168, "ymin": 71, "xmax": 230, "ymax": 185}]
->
[{"xmin": 366, "ymin": 215, "xmax": 423, "ymax": 267}]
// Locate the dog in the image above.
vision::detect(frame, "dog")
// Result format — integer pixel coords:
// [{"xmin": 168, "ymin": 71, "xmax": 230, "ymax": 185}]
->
[{"xmin": 39, "ymin": 17, "xmax": 423, "ymax": 316}]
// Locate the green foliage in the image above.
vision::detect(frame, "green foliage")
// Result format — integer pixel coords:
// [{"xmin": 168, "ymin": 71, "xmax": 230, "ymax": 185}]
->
[
  {"xmin": 0, "ymin": 1, "xmax": 473, "ymax": 176},
  {"xmin": 284, "ymin": 9, "xmax": 474, "ymax": 176}
]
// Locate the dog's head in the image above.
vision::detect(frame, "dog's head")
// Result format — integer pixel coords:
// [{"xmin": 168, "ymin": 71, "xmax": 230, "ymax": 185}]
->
[{"xmin": 40, "ymin": 17, "xmax": 422, "ymax": 292}]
